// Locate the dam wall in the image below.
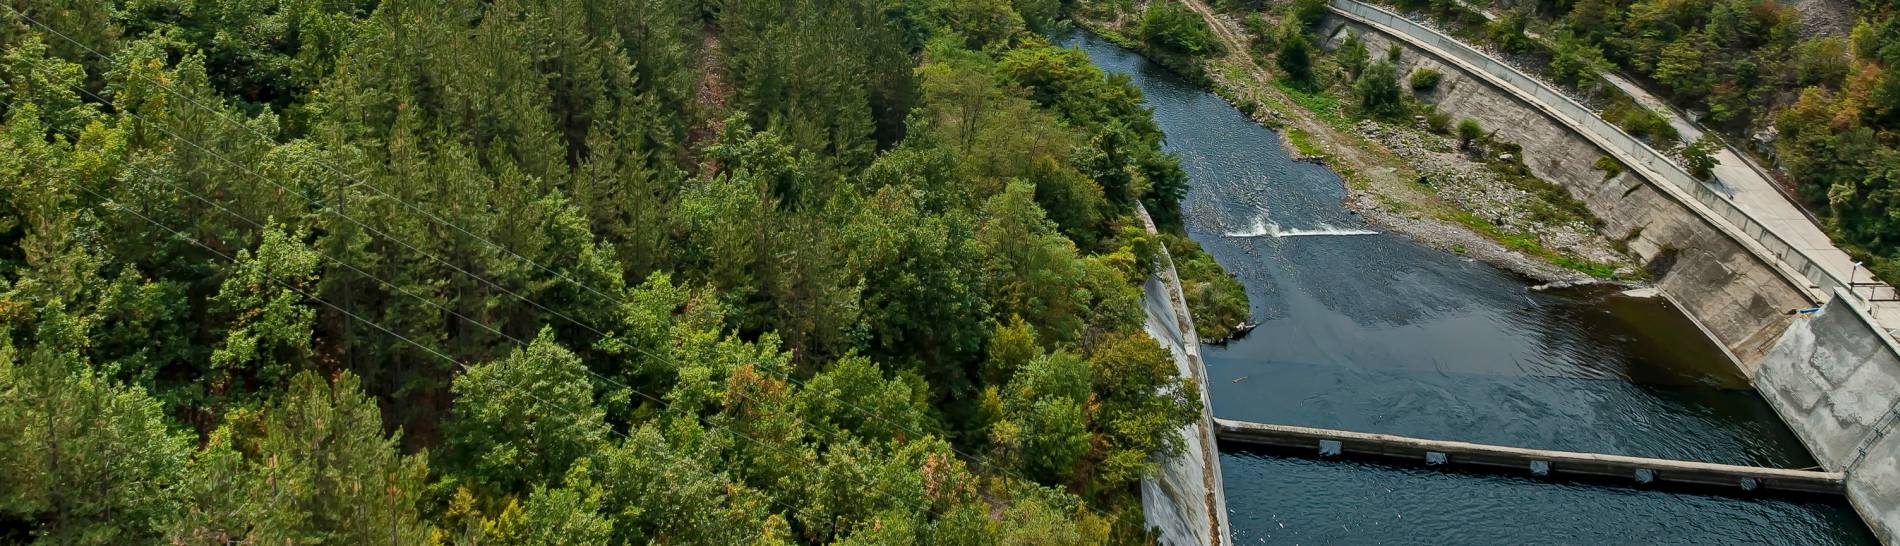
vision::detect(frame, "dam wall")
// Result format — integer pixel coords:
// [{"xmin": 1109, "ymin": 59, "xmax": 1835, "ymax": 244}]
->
[
  {"xmin": 1137, "ymin": 205, "xmax": 1231, "ymax": 546},
  {"xmin": 1314, "ymin": 14, "xmax": 1813, "ymax": 371},
  {"xmin": 1756, "ymin": 291, "xmax": 1900, "ymax": 542},
  {"xmin": 1313, "ymin": 5, "xmax": 1897, "ymax": 540}
]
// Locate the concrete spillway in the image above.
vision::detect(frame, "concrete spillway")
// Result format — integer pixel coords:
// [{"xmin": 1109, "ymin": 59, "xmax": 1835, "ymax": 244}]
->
[{"xmin": 1216, "ymin": 419, "xmax": 1845, "ymax": 496}]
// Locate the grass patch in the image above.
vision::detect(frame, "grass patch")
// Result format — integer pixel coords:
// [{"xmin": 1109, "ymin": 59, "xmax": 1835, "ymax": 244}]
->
[
  {"xmin": 1447, "ymin": 212, "xmax": 1622, "ymax": 279},
  {"xmin": 1285, "ymin": 127, "xmax": 1322, "ymax": 157},
  {"xmin": 1271, "ymin": 78, "xmax": 1348, "ymax": 128}
]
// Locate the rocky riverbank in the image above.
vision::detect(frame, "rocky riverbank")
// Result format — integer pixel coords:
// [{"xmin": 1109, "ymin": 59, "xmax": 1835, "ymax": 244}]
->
[
  {"xmin": 1347, "ymin": 119, "xmax": 1637, "ymax": 283},
  {"xmin": 1073, "ymin": 3, "xmax": 1641, "ymax": 287}
]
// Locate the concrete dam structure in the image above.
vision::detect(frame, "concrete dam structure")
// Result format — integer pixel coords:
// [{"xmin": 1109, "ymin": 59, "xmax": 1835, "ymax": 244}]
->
[{"xmin": 1317, "ymin": 1, "xmax": 1899, "ymax": 540}]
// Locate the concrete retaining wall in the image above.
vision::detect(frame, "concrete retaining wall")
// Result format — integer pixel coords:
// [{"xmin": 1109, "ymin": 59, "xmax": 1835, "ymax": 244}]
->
[
  {"xmin": 1756, "ymin": 291, "xmax": 1900, "ymax": 542},
  {"xmin": 1316, "ymin": 18, "xmax": 1813, "ymax": 370},
  {"xmin": 1849, "ymin": 424, "xmax": 1900, "ymax": 544},
  {"xmin": 1137, "ymin": 205, "xmax": 1231, "ymax": 546},
  {"xmin": 1308, "ymin": 10, "xmax": 1895, "ymax": 541}
]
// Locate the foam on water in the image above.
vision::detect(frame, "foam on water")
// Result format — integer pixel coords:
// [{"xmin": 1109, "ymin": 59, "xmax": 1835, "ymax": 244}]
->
[{"xmin": 1225, "ymin": 215, "xmax": 1378, "ymax": 238}]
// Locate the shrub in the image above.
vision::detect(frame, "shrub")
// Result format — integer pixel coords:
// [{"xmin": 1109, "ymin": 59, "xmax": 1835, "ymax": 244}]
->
[
  {"xmin": 1425, "ymin": 108, "xmax": 1452, "ymax": 133},
  {"xmin": 1593, "ymin": 155, "xmax": 1624, "ymax": 178},
  {"xmin": 1547, "ymin": 30, "xmax": 1610, "ymax": 87},
  {"xmin": 1289, "ymin": 0, "xmax": 1329, "ymax": 27},
  {"xmin": 1386, "ymin": 44, "xmax": 1402, "ymax": 62},
  {"xmin": 1338, "ymin": 34, "xmax": 1369, "ymax": 77},
  {"xmin": 1276, "ymin": 28, "xmax": 1314, "ymax": 84},
  {"xmin": 1456, "ymin": 118, "xmax": 1484, "ymax": 149},
  {"xmin": 1608, "ymin": 102, "xmax": 1680, "ymax": 145},
  {"xmin": 1356, "ymin": 61, "xmax": 1404, "ymax": 117},
  {"xmin": 1485, "ymin": 11, "xmax": 1532, "ymax": 53},
  {"xmin": 1137, "ymin": 2, "xmax": 1224, "ymax": 59},
  {"xmin": 1682, "ymin": 133, "xmax": 1720, "ymax": 180},
  {"xmin": 1409, "ymin": 68, "xmax": 1441, "ymax": 91}
]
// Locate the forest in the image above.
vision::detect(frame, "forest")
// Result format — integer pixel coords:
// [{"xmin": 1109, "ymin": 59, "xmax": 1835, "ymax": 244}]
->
[{"xmin": 0, "ymin": 0, "xmax": 1244, "ymax": 543}]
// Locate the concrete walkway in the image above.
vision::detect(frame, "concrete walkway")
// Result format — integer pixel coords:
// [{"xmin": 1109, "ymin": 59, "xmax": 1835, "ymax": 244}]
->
[
  {"xmin": 1330, "ymin": 0, "xmax": 1900, "ymax": 334},
  {"xmin": 1597, "ymin": 71, "xmax": 1876, "ymax": 297}
]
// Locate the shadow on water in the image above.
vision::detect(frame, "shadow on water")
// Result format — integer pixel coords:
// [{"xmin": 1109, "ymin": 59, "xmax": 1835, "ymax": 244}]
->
[{"xmin": 1054, "ymin": 29, "xmax": 1877, "ymax": 544}]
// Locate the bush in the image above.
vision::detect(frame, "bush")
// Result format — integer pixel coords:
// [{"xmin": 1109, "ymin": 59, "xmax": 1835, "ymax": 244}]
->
[
  {"xmin": 1409, "ymin": 68, "xmax": 1441, "ymax": 91},
  {"xmin": 1355, "ymin": 61, "xmax": 1404, "ymax": 117},
  {"xmin": 1425, "ymin": 108, "xmax": 1452, "ymax": 133},
  {"xmin": 1386, "ymin": 44, "xmax": 1402, "ymax": 63},
  {"xmin": 1338, "ymin": 34, "xmax": 1369, "ymax": 77},
  {"xmin": 1456, "ymin": 117, "xmax": 1484, "ymax": 149},
  {"xmin": 1288, "ymin": 0, "xmax": 1329, "ymax": 27},
  {"xmin": 1547, "ymin": 30, "xmax": 1609, "ymax": 87},
  {"xmin": 1608, "ymin": 101, "xmax": 1680, "ymax": 145},
  {"xmin": 1682, "ymin": 133, "xmax": 1720, "ymax": 179},
  {"xmin": 1164, "ymin": 235, "xmax": 1250, "ymax": 341},
  {"xmin": 1137, "ymin": 2, "xmax": 1224, "ymax": 59},
  {"xmin": 1485, "ymin": 11, "xmax": 1533, "ymax": 53},
  {"xmin": 1593, "ymin": 155, "xmax": 1624, "ymax": 178},
  {"xmin": 1276, "ymin": 29, "xmax": 1314, "ymax": 84}
]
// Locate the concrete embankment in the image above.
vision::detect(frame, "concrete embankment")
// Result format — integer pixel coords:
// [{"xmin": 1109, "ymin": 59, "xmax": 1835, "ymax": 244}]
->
[
  {"xmin": 1136, "ymin": 204, "xmax": 1231, "ymax": 546},
  {"xmin": 1316, "ymin": 5, "xmax": 1898, "ymax": 540},
  {"xmin": 1757, "ymin": 292, "xmax": 1900, "ymax": 542},
  {"xmin": 1314, "ymin": 9, "xmax": 1810, "ymax": 370}
]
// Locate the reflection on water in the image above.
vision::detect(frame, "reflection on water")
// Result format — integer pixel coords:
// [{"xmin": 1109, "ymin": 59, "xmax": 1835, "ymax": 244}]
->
[{"xmin": 1059, "ymin": 30, "xmax": 1875, "ymax": 544}]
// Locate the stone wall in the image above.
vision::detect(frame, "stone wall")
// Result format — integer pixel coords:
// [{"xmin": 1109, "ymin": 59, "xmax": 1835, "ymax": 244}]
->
[
  {"xmin": 1756, "ymin": 291, "xmax": 1900, "ymax": 542},
  {"xmin": 1317, "ymin": 19, "xmax": 1814, "ymax": 371},
  {"xmin": 1137, "ymin": 205, "xmax": 1231, "ymax": 546}
]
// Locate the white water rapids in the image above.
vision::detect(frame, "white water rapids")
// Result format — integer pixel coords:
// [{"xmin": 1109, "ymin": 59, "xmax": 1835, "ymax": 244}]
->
[{"xmin": 1224, "ymin": 215, "xmax": 1379, "ymax": 238}]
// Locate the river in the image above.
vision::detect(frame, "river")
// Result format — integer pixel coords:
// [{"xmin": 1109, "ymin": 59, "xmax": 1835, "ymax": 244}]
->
[{"xmin": 1058, "ymin": 31, "xmax": 1877, "ymax": 544}]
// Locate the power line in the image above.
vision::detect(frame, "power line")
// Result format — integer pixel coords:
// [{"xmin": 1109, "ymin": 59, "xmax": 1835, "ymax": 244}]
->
[
  {"xmin": 5, "ymin": 108, "xmax": 842, "ymax": 545},
  {"xmin": 1, "ymin": 98, "xmax": 947, "ymax": 528},
  {"xmin": 2, "ymin": 4, "xmax": 1120, "ymax": 520}
]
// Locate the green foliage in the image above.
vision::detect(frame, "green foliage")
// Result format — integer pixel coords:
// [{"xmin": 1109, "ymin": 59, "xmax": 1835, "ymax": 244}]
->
[
  {"xmin": 444, "ymin": 330, "xmax": 611, "ymax": 498},
  {"xmin": 1425, "ymin": 108, "xmax": 1453, "ymax": 133},
  {"xmin": 206, "ymin": 226, "xmax": 320, "ymax": 407},
  {"xmin": 1276, "ymin": 27, "xmax": 1315, "ymax": 85},
  {"xmin": 1289, "ymin": 0, "xmax": 1331, "ymax": 27},
  {"xmin": 977, "ymin": 182, "xmax": 1093, "ymax": 345},
  {"xmin": 167, "ymin": 372, "xmax": 432, "ymax": 545},
  {"xmin": 1682, "ymin": 133, "xmax": 1721, "ymax": 179},
  {"xmin": 1167, "ymin": 235, "xmax": 1249, "ymax": 341},
  {"xmin": 1607, "ymin": 101, "xmax": 1680, "ymax": 145},
  {"xmin": 1356, "ymin": 61, "xmax": 1405, "ymax": 118},
  {"xmin": 1409, "ymin": 68, "xmax": 1442, "ymax": 91},
  {"xmin": 1790, "ymin": 37, "xmax": 1850, "ymax": 87},
  {"xmin": 1594, "ymin": 155, "xmax": 1626, "ymax": 178},
  {"xmin": 1456, "ymin": 117, "xmax": 1484, "ymax": 149},
  {"xmin": 1486, "ymin": 11, "xmax": 1534, "ymax": 54},
  {"xmin": 1547, "ymin": 30, "xmax": 1611, "ymax": 87},
  {"xmin": 0, "ymin": 0, "xmax": 1227, "ymax": 541},
  {"xmin": 1137, "ymin": 2, "xmax": 1225, "ymax": 59},
  {"xmin": 1338, "ymin": 33, "xmax": 1370, "ymax": 77},
  {"xmin": 0, "ymin": 343, "xmax": 191, "ymax": 545}
]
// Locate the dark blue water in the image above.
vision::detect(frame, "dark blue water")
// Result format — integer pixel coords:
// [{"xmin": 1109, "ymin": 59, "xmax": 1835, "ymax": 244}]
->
[{"xmin": 1059, "ymin": 31, "xmax": 1876, "ymax": 544}]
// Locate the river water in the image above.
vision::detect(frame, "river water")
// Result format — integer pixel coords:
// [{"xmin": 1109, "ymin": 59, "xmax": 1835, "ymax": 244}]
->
[{"xmin": 1058, "ymin": 31, "xmax": 1877, "ymax": 544}]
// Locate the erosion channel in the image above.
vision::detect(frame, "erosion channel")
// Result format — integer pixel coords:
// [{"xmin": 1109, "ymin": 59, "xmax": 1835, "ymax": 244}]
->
[{"xmin": 1060, "ymin": 30, "xmax": 1878, "ymax": 544}]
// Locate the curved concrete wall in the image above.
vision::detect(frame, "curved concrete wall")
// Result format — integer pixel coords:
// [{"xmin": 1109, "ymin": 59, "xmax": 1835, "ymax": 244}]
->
[
  {"xmin": 1757, "ymin": 291, "xmax": 1900, "ymax": 542},
  {"xmin": 1137, "ymin": 205, "xmax": 1231, "ymax": 546},
  {"xmin": 1316, "ymin": 18, "xmax": 1812, "ymax": 369},
  {"xmin": 1313, "ymin": 10, "xmax": 1896, "ymax": 540}
]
